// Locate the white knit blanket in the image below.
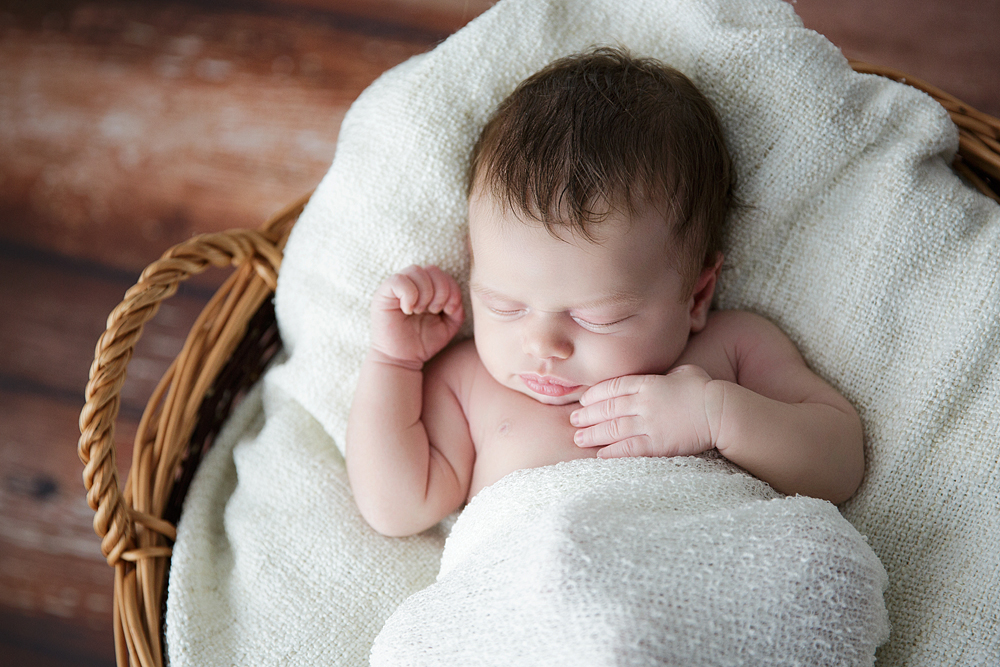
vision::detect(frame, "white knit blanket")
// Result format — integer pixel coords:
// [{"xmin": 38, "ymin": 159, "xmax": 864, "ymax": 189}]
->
[
  {"xmin": 371, "ymin": 456, "xmax": 889, "ymax": 666},
  {"xmin": 165, "ymin": 0, "xmax": 1000, "ymax": 664}
]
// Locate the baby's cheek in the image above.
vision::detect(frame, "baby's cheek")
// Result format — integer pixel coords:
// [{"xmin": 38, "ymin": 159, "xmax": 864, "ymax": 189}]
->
[
  {"xmin": 473, "ymin": 322, "xmax": 514, "ymax": 377},
  {"xmin": 600, "ymin": 335, "xmax": 674, "ymax": 378},
  {"xmin": 589, "ymin": 338, "xmax": 647, "ymax": 379}
]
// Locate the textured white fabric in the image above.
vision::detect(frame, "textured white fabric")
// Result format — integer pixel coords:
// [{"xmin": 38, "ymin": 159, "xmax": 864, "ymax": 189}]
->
[
  {"xmin": 166, "ymin": 0, "xmax": 1000, "ymax": 664},
  {"xmin": 371, "ymin": 456, "xmax": 890, "ymax": 666},
  {"xmin": 165, "ymin": 368, "xmax": 448, "ymax": 666}
]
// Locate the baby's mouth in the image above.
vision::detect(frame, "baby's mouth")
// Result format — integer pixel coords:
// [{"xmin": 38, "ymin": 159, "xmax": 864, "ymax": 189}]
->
[{"xmin": 519, "ymin": 374, "xmax": 583, "ymax": 398}]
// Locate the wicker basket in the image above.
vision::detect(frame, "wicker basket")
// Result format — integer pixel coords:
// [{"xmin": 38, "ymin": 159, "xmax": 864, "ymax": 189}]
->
[{"xmin": 78, "ymin": 62, "xmax": 1000, "ymax": 667}]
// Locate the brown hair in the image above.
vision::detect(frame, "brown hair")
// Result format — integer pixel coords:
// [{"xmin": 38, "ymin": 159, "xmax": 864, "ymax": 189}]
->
[{"xmin": 469, "ymin": 47, "xmax": 734, "ymax": 286}]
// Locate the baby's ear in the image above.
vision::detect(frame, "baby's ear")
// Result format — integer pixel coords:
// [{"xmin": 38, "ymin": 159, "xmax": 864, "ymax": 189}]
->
[{"xmin": 688, "ymin": 253, "xmax": 723, "ymax": 332}]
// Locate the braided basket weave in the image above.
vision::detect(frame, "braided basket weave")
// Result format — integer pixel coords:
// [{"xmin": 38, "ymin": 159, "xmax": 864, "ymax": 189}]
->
[{"xmin": 78, "ymin": 62, "xmax": 1000, "ymax": 667}]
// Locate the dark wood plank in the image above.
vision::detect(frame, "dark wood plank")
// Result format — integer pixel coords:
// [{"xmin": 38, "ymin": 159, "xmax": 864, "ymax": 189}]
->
[
  {"xmin": 267, "ymin": 0, "xmax": 494, "ymax": 34},
  {"xmin": 0, "ymin": 245, "xmax": 211, "ymax": 415},
  {"xmin": 795, "ymin": 0, "xmax": 1000, "ymax": 118},
  {"xmin": 0, "ymin": 389, "xmax": 134, "ymax": 666},
  {"xmin": 0, "ymin": 607, "xmax": 115, "ymax": 667},
  {"xmin": 2, "ymin": 0, "xmax": 997, "ymax": 277},
  {"xmin": 0, "ymin": 0, "xmax": 449, "ymax": 274},
  {"xmin": 0, "ymin": 246, "xmax": 204, "ymax": 662}
]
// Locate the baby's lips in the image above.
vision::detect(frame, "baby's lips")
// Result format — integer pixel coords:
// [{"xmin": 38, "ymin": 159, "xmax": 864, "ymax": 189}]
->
[{"xmin": 520, "ymin": 374, "xmax": 583, "ymax": 398}]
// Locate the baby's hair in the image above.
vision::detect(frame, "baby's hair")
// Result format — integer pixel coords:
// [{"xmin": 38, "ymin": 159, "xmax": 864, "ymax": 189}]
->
[{"xmin": 469, "ymin": 46, "xmax": 734, "ymax": 286}]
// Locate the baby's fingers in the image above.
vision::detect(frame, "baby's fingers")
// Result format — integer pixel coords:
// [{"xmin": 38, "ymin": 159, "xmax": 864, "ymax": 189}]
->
[
  {"xmin": 376, "ymin": 271, "xmax": 420, "ymax": 314},
  {"xmin": 570, "ymin": 395, "xmax": 636, "ymax": 428},
  {"xmin": 399, "ymin": 265, "xmax": 438, "ymax": 314},
  {"xmin": 573, "ymin": 415, "xmax": 643, "ymax": 448},
  {"xmin": 443, "ymin": 285, "xmax": 464, "ymax": 317},
  {"xmin": 579, "ymin": 375, "xmax": 646, "ymax": 407},
  {"xmin": 425, "ymin": 266, "xmax": 460, "ymax": 314},
  {"xmin": 596, "ymin": 437, "xmax": 655, "ymax": 459}
]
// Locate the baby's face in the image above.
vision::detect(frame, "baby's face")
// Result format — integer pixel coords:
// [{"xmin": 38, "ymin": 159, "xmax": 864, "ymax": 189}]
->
[{"xmin": 468, "ymin": 192, "xmax": 708, "ymax": 406}]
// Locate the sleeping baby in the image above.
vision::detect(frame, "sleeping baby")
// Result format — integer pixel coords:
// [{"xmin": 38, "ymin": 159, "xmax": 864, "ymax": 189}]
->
[{"xmin": 346, "ymin": 46, "xmax": 865, "ymax": 538}]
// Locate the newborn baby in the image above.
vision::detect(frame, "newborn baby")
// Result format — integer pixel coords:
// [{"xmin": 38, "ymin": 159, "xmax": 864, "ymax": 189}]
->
[{"xmin": 346, "ymin": 47, "xmax": 864, "ymax": 537}]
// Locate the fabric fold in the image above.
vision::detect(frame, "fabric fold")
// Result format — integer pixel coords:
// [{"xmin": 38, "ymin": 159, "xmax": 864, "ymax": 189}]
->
[{"xmin": 372, "ymin": 457, "xmax": 890, "ymax": 667}]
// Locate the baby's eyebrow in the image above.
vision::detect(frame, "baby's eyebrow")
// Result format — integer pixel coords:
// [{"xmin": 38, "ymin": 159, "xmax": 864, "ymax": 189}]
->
[
  {"xmin": 470, "ymin": 282, "xmax": 642, "ymax": 310},
  {"xmin": 573, "ymin": 290, "xmax": 644, "ymax": 311},
  {"xmin": 469, "ymin": 282, "xmax": 510, "ymax": 301}
]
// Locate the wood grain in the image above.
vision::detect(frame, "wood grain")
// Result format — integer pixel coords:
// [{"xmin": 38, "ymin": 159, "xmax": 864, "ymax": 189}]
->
[
  {"xmin": 0, "ymin": 246, "xmax": 211, "ymax": 413},
  {"xmin": 0, "ymin": 388, "xmax": 135, "ymax": 666},
  {"xmin": 2, "ymin": 0, "xmax": 997, "ymax": 276},
  {"xmin": 795, "ymin": 0, "xmax": 1000, "ymax": 118},
  {"xmin": 0, "ymin": 245, "xmax": 203, "ymax": 663},
  {"xmin": 0, "ymin": 0, "xmax": 455, "ymax": 273},
  {"xmin": 0, "ymin": 607, "xmax": 115, "ymax": 667},
  {"xmin": 267, "ymin": 0, "xmax": 495, "ymax": 33}
]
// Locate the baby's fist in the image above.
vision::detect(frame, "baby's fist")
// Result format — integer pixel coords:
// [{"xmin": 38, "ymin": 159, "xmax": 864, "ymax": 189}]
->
[{"xmin": 370, "ymin": 265, "xmax": 465, "ymax": 367}]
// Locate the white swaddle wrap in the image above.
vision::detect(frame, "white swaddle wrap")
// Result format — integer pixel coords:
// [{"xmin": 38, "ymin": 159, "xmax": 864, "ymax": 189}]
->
[
  {"xmin": 372, "ymin": 456, "xmax": 889, "ymax": 666},
  {"xmin": 165, "ymin": 0, "xmax": 1000, "ymax": 664}
]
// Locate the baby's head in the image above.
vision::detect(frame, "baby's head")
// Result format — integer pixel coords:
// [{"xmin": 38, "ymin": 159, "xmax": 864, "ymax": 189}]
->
[{"xmin": 467, "ymin": 47, "xmax": 734, "ymax": 404}]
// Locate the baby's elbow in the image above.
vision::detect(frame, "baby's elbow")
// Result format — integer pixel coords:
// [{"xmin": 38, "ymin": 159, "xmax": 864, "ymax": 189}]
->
[
  {"xmin": 355, "ymin": 493, "xmax": 448, "ymax": 537},
  {"xmin": 370, "ymin": 518, "xmax": 421, "ymax": 538},
  {"xmin": 354, "ymin": 496, "xmax": 423, "ymax": 537},
  {"xmin": 359, "ymin": 505, "xmax": 424, "ymax": 538},
  {"xmin": 827, "ymin": 470, "xmax": 863, "ymax": 505}
]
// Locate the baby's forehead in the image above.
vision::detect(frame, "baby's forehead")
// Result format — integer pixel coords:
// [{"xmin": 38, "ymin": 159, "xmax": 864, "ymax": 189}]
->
[
  {"xmin": 468, "ymin": 192, "xmax": 680, "ymax": 258},
  {"xmin": 469, "ymin": 201, "xmax": 688, "ymax": 295}
]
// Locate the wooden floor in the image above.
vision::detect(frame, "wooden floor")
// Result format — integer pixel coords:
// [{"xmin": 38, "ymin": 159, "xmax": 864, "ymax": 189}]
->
[{"xmin": 1, "ymin": 0, "xmax": 997, "ymax": 664}]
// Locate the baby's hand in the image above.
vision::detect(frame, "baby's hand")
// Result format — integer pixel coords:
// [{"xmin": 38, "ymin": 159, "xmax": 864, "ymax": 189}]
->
[
  {"xmin": 370, "ymin": 265, "xmax": 465, "ymax": 368},
  {"xmin": 570, "ymin": 365, "xmax": 720, "ymax": 459}
]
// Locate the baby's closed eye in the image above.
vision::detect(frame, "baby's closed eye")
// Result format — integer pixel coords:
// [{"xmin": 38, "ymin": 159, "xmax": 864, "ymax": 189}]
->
[
  {"xmin": 571, "ymin": 314, "xmax": 633, "ymax": 332},
  {"xmin": 488, "ymin": 305, "xmax": 525, "ymax": 318}
]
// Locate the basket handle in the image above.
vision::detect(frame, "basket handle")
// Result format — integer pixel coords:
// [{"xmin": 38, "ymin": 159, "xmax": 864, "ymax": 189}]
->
[{"xmin": 78, "ymin": 195, "xmax": 304, "ymax": 566}]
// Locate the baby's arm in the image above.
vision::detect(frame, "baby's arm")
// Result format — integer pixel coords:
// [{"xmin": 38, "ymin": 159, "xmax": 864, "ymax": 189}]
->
[
  {"xmin": 346, "ymin": 265, "xmax": 474, "ymax": 537},
  {"xmin": 572, "ymin": 311, "xmax": 864, "ymax": 504}
]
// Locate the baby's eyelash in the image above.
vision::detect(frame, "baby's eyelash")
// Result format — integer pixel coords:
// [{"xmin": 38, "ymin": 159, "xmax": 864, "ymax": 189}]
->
[
  {"xmin": 488, "ymin": 306, "xmax": 523, "ymax": 317},
  {"xmin": 573, "ymin": 316, "xmax": 630, "ymax": 331}
]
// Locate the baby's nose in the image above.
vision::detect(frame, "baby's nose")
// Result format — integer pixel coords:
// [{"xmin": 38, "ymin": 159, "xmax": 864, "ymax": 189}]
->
[{"xmin": 522, "ymin": 315, "xmax": 573, "ymax": 360}]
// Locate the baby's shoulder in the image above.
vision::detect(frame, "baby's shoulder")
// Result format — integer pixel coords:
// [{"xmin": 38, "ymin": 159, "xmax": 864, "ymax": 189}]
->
[
  {"xmin": 701, "ymin": 309, "xmax": 788, "ymax": 345},
  {"xmin": 425, "ymin": 338, "xmax": 481, "ymax": 403},
  {"xmin": 683, "ymin": 310, "xmax": 800, "ymax": 382}
]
